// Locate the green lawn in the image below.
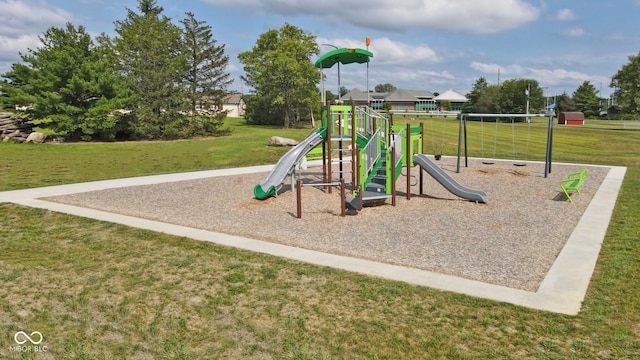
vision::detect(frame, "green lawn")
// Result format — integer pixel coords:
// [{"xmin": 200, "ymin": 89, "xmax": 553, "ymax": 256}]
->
[{"xmin": 1, "ymin": 116, "xmax": 639, "ymax": 359}]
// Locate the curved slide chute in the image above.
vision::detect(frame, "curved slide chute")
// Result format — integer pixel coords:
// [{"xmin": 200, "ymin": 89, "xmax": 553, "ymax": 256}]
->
[
  {"xmin": 413, "ymin": 154, "xmax": 488, "ymax": 203},
  {"xmin": 254, "ymin": 128, "xmax": 326, "ymax": 200}
]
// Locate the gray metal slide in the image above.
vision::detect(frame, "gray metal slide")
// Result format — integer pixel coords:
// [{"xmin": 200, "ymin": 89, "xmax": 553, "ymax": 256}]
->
[
  {"xmin": 254, "ymin": 130, "xmax": 325, "ymax": 199},
  {"xmin": 413, "ymin": 154, "xmax": 488, "ymax": 203}
]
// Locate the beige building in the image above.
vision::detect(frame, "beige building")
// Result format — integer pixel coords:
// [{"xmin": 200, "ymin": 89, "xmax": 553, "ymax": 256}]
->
[{"xmin": 223, "ymin": 94, "xmax": 245, "ymax": 117}]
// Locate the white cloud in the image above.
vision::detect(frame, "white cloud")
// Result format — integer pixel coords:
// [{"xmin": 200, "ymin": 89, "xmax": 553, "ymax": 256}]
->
[
  {"xmin": 204, "ymin": 0, "xmax": 541, "ymax": 33},
  {"xmin": 371, "ymin": 38, "xmax": 441, "ymax": 65},
  {"xmin": 470, "ymin": 61, "xmax": 609, "ymax": 87},
  {"xmin": 553, "ymin": 9, "xmax": 579, "ymax": 22},
  {"xmin": 562, "ymin": 27, "xmax": 586, "ymax": 38},
  {"xmin": 375, "ymin": 68, "xmax": 456, "ymax": 89},
  {"xmin": 0, "ymin": 34, "xmax": 41, "ymax": 61},
  {"xmin": 0, "ymin": 0, "xmax": 72, "ymax": 36},
  {"xmin": 0, "ymin": 0, "xmax": 73, "ymax": 70}
]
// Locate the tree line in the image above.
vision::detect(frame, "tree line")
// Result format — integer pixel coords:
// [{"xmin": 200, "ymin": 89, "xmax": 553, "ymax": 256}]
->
[
  {"xmin": 2, "ymin": 1, "xmax": 640, "ymax": 141},
  {"xmin": 0, "ymin": 0, "xmax": 232, "ymax": 141},
  {"xmin": 463, "ymin": 77, "xmax": 618, "ymax": 119}
]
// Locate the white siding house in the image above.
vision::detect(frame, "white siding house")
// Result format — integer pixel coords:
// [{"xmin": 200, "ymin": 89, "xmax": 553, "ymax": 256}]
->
[{"xmin": 223, "ymin": 94, "xmax": 245, "ymax": 117}]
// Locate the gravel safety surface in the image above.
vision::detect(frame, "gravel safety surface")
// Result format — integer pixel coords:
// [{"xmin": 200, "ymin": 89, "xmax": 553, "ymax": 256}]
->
[{"xmin": 43, "ymin": 157, "xmax": 609, "ymax": 291}]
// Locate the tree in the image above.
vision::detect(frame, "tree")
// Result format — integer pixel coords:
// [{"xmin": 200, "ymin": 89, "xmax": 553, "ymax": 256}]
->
[
  {"xmin": 463, "ymin": 78, "xmax": 501, "ymax": 115},
  {"xmin": 463, "ymin": 77, "xmax": 489, "ymax": 113},
  {"xmin": 554, "ymin": 92, "xmax": 574, "ymax": 113},
  {"xmin": 572, "ymin": 81, "xmax": 600, "ymax": 117},
  {"xmin": 112, "ymin": 0, "xmax": 188, "ymax": 139},
  {"xmin": 611, "ymin": 51, "xmax": 640, "ymax": 116},
  {"xmin": 0, "ymin": 23, "xmax": 128, "ymax": 140},
  {"xmin": 339, "ymin": 86, "xmax": 349, "ymax": 98},
  {"xmin": 374, "ymin": 83, "xmax": 396, "ymax": 93},
  {"xmin": 497, "ymin": 79, "xmax": 544, "ymax": 116},
  {"xmin": 238, "ymin": 23, "xmax": 320, "ymax": 127},
  {"xmin": 180, "ymin": 11, "xmax": 232, "ymax": 136},
  {"xmin": 476, "ymin": 85, "xmax": 502, "ymax": 114}
]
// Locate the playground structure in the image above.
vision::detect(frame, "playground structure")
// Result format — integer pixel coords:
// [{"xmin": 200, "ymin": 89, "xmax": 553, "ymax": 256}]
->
[{"xmin": 253, "ymin": 47, "xmax": 488, "ymax": 216}]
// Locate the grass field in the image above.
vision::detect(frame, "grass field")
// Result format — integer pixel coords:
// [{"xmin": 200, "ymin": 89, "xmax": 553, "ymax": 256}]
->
[{"xmin": 1, "ymin": 116, "xmax": 639, "ymax": 359}]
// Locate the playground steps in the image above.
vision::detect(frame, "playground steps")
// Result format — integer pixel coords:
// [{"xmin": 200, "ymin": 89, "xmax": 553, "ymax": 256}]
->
[
  {"xmin": 369, "ymin": 154, "xmax": 389, "ymax": 187},
  {"xmin": 370, "ymin": 175, "xmax": 387, "ymax": 186},
  {"xmin": 362, "ymin": 191, "xmax": 391, "ymax": 201},
  {"xmin": 362, "ymin": 183, "xmax": 390, "ymax": 201}
]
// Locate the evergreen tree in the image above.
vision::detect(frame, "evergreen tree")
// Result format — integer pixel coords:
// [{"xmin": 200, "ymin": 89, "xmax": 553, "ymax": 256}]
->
[
  {"xmin": 238, "ymin": 23, "xmax": 320, "ymax": 128},
  {"xmin": 463, "ymin": 77, "xmax": 489, "ymax": 113},
  {"xmin": 0, "ymin": 23, "xmax": 127, "ymax": 140},
  {"xmin": 113, "ymin": 0, "xmax": 188, "ymax": 139},
  {"xmin": 554, "ymin": 92, "xmax": 574, "ymax": 113},
  {"xmin": 180, "ymin": 11, "xmax": 232, "ymax": 136},
  {"xmin": 611, "ymin": 51, "xmax": 640, "ymax": 116},
  {"xmin": 572, "ymin": 81, "xmax": 600, "ymax": 117}
]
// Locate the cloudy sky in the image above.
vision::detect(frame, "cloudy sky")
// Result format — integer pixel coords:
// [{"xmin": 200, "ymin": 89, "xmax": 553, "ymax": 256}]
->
[{"xmin": 1, "ymin": 0, "xmax": 638, "ymax": 97}]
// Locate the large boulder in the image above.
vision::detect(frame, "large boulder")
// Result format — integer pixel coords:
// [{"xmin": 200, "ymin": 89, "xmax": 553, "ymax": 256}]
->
[
  {"xmin": 25, "ymin": 132, "xmax": 47, "ymax": 144},
  {"xmin": 268, "ymin": 136, "xmax": 299, "ymax": 146}
]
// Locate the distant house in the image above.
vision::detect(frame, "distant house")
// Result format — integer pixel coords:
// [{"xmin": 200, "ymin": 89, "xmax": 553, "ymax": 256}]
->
[
  {"xmin": 340, "ymin": 88, "xmax": 438, "ymax": 111},
  {"xmin": 223, "ymin": 93, "xmax": 245, "ymax": 117},
  {"xmin": 434, "ymin": 89, "xmax": 468, "ymax": 112},
  {"xmin": 339, "ymin": 88, "xmax": 378, "ymax": 106},
  {"xmin": 384, "ymin": 89, "xmax": 438, "ymax": 111}
]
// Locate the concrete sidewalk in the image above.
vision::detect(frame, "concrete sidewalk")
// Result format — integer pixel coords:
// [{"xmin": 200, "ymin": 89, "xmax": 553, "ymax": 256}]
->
[{"xmin": 0, "ymin": 163, "xmax": 626, "ymax": 315}]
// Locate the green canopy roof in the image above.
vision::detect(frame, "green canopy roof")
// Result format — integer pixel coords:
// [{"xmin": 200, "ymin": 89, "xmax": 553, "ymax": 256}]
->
[{"xmin": 314, "ymin": 47, "xmax": 373, "ymax": 69}]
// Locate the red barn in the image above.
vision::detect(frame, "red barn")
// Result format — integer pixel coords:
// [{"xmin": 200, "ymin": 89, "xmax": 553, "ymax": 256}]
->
[{"xmin": 558, "ymin": 112, "xmax": 584, "ymax": 125}]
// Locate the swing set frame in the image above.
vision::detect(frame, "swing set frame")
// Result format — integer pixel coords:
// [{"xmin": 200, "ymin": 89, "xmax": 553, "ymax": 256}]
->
[{"xmin": 456, "ymin": 112, "xmax": 555, "ymax": 178}]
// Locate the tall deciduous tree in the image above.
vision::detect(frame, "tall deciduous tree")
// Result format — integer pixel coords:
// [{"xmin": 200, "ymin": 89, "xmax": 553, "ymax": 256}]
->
[
  {"xmin": 611, "ymin": 51, "xmax": 640, "ymax": 116},
  {"xmin": 0, "ymin": 23, "xmax": 127, "ymax": 140},
  {"xmin": 113, "ymin": 0, "xmax": 188, "ymax": 139},
  {"xmin": 180, "ymin": 11, "xmax": 232, "ymax": 135},
  {"xmin": 497, "ymin": 79, "xmax": 544, "ymax": 117},
  {"xmin": 238, "ymin": 23, "xmax": 320, "ymax": 128},
  {"xmin": 572, "ymin": 81, "xmax": 600, "ymax": 117}
]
